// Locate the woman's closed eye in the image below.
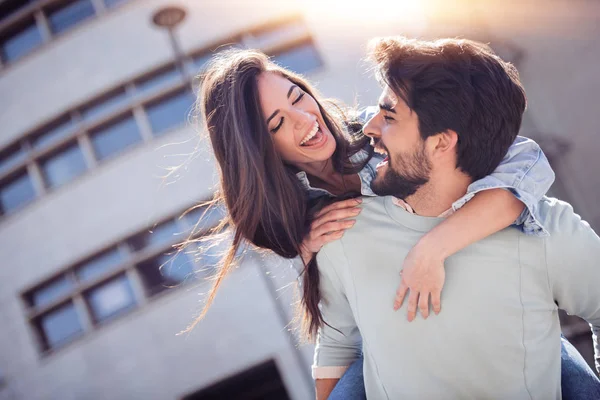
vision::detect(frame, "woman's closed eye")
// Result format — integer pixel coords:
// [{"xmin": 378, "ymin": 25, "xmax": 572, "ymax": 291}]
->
[
  {"xmin": 271, "ymin": 117, "xmax": 284, "ymax": 134},
  {"xmin": 292, "ymin": 92, "xmax": 305, "ymax": 105},
  {"xmin": 270, "ymin": 92, "xmax": 305, "ymax": 133}
]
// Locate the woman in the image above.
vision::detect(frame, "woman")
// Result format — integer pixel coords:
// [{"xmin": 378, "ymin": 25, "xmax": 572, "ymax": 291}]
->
[{"xmin": 190, "ymin": 49, "xmax": 600, "ymax": 398}]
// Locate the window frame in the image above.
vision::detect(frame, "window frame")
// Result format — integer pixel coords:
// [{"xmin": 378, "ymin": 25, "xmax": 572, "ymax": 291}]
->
[{"xmin": 21, "ymin": 203, "xmax": 221, "ymax": 356}]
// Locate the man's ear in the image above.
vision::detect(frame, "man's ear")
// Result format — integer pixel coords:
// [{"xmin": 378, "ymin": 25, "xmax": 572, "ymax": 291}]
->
[{"xmin": 430, "ymin": 130, "xmax": 458, "ymax": 158}]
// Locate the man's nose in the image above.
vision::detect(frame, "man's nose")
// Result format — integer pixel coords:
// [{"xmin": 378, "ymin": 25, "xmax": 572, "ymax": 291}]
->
[{"xmin": 363, "ymin": 116, "xmax": 379, "ymax": 139}]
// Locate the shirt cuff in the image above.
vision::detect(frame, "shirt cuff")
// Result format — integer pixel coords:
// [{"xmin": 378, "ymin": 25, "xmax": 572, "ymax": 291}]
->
[{"xmin": 312, "ymin": 365, "xmax": 350, "ymax": 380}]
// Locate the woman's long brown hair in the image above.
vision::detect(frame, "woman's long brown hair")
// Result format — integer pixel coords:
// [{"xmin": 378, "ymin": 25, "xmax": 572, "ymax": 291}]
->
[{"xmin": 185, "ymin": 49, "xmax": 371, "ymax": 340}]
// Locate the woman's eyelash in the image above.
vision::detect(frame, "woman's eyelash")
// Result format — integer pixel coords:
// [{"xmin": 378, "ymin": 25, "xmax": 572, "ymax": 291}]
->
[
  {"xmin": 271, "ymin": 117, "xmax": 284, "ymax": 133},
  {"xmin": 292, "ymin": 93, "xmax": 305, "ymax": 105},
  {"xmin": 270, "ymin": 92, "xmax": 304, "ymax": 133},
  {"xmin": 384, "ymin": 116, "xmax": 395, "ymax": 121}
]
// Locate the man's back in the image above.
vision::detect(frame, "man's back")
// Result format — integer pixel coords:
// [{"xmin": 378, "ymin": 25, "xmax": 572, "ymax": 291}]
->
[{"xmin": 314, "ymin": 196, "xmax": 600, "ymax": 399}]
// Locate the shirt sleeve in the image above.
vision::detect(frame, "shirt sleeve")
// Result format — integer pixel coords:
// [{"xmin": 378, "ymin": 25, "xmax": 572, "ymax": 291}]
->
[
  {"xmin": 312, "ymin": 247, "xmax": 362, "ymax": 379},
  {"xmin": 544, "ymin": 199, "xmax": 600, "ymax": 374},
  {"xmin": 452, "ymin": 136, "xmax": 555, "ymax": 237}
]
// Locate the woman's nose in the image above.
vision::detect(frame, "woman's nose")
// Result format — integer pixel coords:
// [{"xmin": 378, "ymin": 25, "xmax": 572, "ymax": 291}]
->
[{"xmin": 291, "ymin": 108, "xmax": 314, "ymax": 130}]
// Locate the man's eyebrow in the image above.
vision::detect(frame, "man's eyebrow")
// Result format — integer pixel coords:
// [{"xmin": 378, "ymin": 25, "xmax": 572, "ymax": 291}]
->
[{"xmin": 379, "ymin": 102, "xmax": 397, "ymax": 114}]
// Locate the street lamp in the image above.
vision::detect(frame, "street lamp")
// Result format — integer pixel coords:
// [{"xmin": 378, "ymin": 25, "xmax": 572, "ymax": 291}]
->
[{"xmin": 152, "ymin": 6, "xmax": 189, "ymax": 82}]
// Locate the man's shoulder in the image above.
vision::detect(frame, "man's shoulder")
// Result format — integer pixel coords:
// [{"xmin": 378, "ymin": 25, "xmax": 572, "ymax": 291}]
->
[{"xmin": 317, "ymin": 197, "xmax": 389, "ymax": 263}]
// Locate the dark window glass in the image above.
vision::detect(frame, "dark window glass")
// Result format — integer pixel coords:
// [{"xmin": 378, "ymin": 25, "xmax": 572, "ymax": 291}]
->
[
  {"xmin": 41, "ymin": 143, "xmax": 87, "ymax": 189},
  {"xmin": 85, "ymin": 275, "xmax": 136, "ymax": 323},
  {"xmin": 128, "ymin": 219, "xmax": 180, "ymax": 252},
  {"xmin": 103, "ymin": 0, "xmax": 128, "ymax": 9},
  {"xmin": 81, "ymin": 89, "xmax": 130, "ymax": 124},
  {"xmin": 0, "ymin": 18, "xmax": 43, "ymax": 63},
  {"xmin": 36, "ymin": 302, "xmax": 83, "ymax": 349},
  {"xmin": 273, "ymin": 42, "xmax": 322, "ymax": 75},
  {"xmin": 145, "ymin": 90, "xmax": 194, "ymax": 136},
  {"xmin": 137, "ymin": 252, "xmax": 193, "ymax": 296},
  {"xmin": 0, "ymin": 0, "xmax": 34, "ymax": 21},
  {"xmin": 32, "ymin": 116, "xmax": 75, "ymax": 151},
  {"xmin": 0, "ymin": 144, "xmax": 26, "ymax": 176},
  {"xmin": 90, "ymin": 114, "xmax": 141, "ymax": 161},
  {"xmin": 0, "ymin": 171, "xmax": 36, "ymax": 215},
  {"xmin": 27, "ymin": 276, "xmax": 74, "ymax": 308},
  {"xmin": 248, "ymin": 21, "xmax": 308, "ymax": 49},
  {"xmin": 135, "ymin": 66, "xmax": 182, "ymax": 98},
  {"xmin": 47, "ymin": 0, "xmax": 95, "ymax": 35},
  {"xmin": 76, "ymin": 248, "xmax": 123, "ymax": 283},
  {"xmin": 183, "ymin": 205, "xmax": 226, "ymax": 233}
]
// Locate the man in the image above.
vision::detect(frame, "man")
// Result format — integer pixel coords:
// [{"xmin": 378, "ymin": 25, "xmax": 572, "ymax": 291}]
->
[{"xmin": 313, "ymin": 37, "xmax": 600, "ymax": 399}]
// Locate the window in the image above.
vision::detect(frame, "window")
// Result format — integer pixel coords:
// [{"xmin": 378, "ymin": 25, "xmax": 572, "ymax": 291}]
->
[
  {"xmin": 90, "ymin": 113, "xmax": 141, "ymax": 161},
  {"xmin": 76, "ymin": 247, "xmax": 123, "ymax": 283},
  {"xmin": 135, "ymin": 66, "xmax": 183, "ymax": 98},
  {"xmin": 22, "ymin": 206, "xmax": 219, "ymax": 353},
  {"xmin": 128, "ymin": 219, "xmax": 180, "ymax": 252},
  {"xmin": 137, "ymin": 252, "xmax": 193, "ymax": 296},
  {"xmin": 34, "ymin": 301, "xmax": 83, "ymax": 350},
  {"xmin": 46, "ymin": 0, "xmax": 95, "ymax": 35},
  {"xmin": 31, "ymin": 115, "xmax": 76, "ymax": 151},
  {"xmin": 40, "ymin": 143, "xmax": 87, "ymax": 188},
  {"xmin": 0, "ymin": 144, "xmax": 26, "ymax": 176},
  {"xmin": 145, "ymin": 90, "xmax": 195, "ymax": 136},
  {"xmin": 0, "ymin": 172, "xmax": 36, "ymax": 215},
  {"xmin": 183, "ymin": 205, "xmax": 226, "ymax": 234},
  {"xmin": 26, "ymin": 275, "xmax": 74, "ymax": 309},
  {"xmin": 85, "ymin": 275, "xmax": 136, "ymax": 323},
  {"xmin": 81, "ymin": 89, "xmax": 131, "ymax": 124},
  {"xmin": 181, "ymin": 360, "xmax": 291, "ymax": 400},
  {"xmin": 0, "ymin": 17, "xmax": 43, "ymax": 63},
  {"xmin": 273, "ymin": 41, "xmax": 322, "ymax": 75},
  {"xmin": 0, "ymin": 0, "xmax": 34, "ymax": 22}
]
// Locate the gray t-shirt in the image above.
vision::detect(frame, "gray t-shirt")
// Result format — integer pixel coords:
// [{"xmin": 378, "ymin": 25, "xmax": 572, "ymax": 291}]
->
[{"xmin": 314, "ymin": 196, "xmax": 600, "ymax": 399}]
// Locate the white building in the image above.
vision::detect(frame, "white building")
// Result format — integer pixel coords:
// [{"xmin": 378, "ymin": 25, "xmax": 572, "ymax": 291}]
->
[{"xmin": 0, "ymin": 0, "xmax": 597, "ymax": 399}]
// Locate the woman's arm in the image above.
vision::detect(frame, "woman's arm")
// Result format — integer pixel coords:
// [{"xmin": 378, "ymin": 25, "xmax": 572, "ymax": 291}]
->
[
  {"xmin": 395, "ymin": 189, "xmax": 524, "ymax": 321},
  {"xmin": 395, "ymin": 137, "xmax": 555, "ymax": 321}
]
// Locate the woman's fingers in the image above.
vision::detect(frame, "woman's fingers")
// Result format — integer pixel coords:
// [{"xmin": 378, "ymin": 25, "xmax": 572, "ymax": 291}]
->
[
  {"xmin": 406, "ymin": 290, "xmax": 420, "ymax": 322},
  {"xmin": 393, "ymin": 279, "xmax": 408, "ymax": 310},
  {"xmin": 314, "ymin": 198, "xmax": 362, "ymax": 219},
  {"xmin": 418, "ymin": 292, "xmax": 430, "ymax": 320},
  {"xmin": 431, "ymin": 290, "xmax": 442, "ymax": 315},
  {"xmin": 311, "ymin": 220, "xmax": 356, "ymax": 239},
  {"xmin": 312, "ymin": 207, "xmax": 362, "ymax": 231}
]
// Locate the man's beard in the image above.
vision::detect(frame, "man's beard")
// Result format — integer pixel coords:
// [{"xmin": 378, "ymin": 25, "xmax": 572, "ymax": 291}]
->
[{"xmin": 371, "ymin": 143, "xmax": 431, "ymax": 199}]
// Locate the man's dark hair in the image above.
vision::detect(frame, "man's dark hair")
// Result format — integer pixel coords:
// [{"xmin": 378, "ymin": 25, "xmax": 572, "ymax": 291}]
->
[{"xmin": 368, "ymin": 37, "xmax": 527, "ymax": 181}]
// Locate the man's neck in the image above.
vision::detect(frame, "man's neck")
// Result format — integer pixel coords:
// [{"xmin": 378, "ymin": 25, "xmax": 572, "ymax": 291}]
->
[{"xmin": 404, "ymin": 170, "xmax": 472, "ymax": 217}]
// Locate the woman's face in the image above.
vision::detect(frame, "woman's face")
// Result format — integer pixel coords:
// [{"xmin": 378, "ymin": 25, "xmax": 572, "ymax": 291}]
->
[{"xmin": 257, "ymin": 72, "xmax": 337, "ymax": 168}]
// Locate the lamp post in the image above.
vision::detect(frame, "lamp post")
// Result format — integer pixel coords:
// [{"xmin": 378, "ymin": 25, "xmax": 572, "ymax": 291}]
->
[{"xmin": 152, "ymin": 6, "xmax": 189, "ymax": 83}]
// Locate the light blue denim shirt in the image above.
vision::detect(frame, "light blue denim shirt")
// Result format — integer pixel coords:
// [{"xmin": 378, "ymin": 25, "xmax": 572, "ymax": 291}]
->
[{"xmin": 296, "ymin": 107, "xmax": 555, "ymax": 236}]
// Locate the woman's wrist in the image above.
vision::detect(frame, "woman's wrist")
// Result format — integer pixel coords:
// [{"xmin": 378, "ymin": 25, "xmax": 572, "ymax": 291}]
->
[{"xmin": 416, "ymin": 231, "xmax": 451, "ymax": 262}]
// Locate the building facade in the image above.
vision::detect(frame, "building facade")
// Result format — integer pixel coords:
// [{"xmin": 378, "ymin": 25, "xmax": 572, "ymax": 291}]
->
[{"xmin": 0, "ymin": 0, "xmax": 598, "ymax": 399}]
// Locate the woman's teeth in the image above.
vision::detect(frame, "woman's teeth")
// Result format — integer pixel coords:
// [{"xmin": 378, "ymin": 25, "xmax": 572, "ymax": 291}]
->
[{"xmin": 300, "ymin": 123, "xmax": 320, "ymax": 146}]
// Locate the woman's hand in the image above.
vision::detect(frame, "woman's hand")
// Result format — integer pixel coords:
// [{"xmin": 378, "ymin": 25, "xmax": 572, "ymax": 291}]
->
[
  {"xmin": 300, "ymin": 198, "xmax": 362, "ymax": 264},
  {"xmin": 393, "ymin": 237, "xmax": 446, "ymax": 321}
]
